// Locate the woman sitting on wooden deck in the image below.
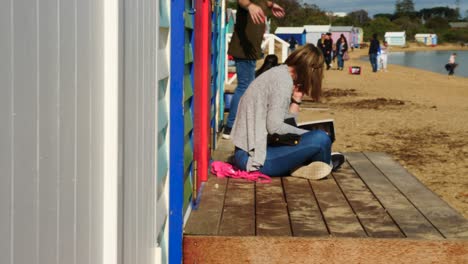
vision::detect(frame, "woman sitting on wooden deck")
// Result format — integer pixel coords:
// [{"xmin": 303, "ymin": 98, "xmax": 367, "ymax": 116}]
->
[{"xmin": 230, "ymin": 44, "xmax": 344, "ymax": 180}]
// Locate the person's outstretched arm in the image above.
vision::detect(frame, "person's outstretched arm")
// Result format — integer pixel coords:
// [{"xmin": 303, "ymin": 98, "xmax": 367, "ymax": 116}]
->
[
  {"xmin": 238, "ymin": 0, "xmax": 285, "ymax": 24},
  {"xmin": 267, "ymin": 1, "xmax": 285, "ymax": 18}
]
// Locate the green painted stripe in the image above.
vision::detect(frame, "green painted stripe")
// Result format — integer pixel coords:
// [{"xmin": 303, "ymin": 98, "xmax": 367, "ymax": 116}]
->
[
  {"xmin": 183, "ymin": 111, "xmax": 193, "ymax": 136},
  {"xmin": 183, "ymin": 75, "xmax": 193, "ymax": 99},
  {"xmin": 184, "ymin": 43, "xmax": 193, "ymax": 64},
  {"xmin": 184, "ymin": 139, "xmax": 193, "ymax": 173},
  {"xmin": 181, "ymin": 0, "xmax": 194, "ymax": 230},
  {"xmin": 183, "ymin": 175, "xmax": 193, "ymax": 212},
  {"xmin": 185, "ymin": 30, "xmax": 193, "ymax": 43},
  {"xmin": 184, "ymin": 14, "xmax": 193, "ymax": 29}
]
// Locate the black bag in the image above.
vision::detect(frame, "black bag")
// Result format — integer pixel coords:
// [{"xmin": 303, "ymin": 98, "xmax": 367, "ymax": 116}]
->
[
  {"xmin": 267, "ymin": 133, "xmax": 301, "ymax": 146},
  {"xmin": 267, "ymin": 118, "xmax": 301, "ymax": 146}
]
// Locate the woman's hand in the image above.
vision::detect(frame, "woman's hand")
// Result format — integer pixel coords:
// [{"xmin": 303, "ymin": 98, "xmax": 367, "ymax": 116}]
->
[
  {"xmin": 292, "ymin": 86, "xmax": 304, "ymax": 102},
  {"xmin": 270, "ymin": 3, "xmax": 285, "ymax": 18},
  {"xmin": 289, "ymin": 86, "xmax": 303, "ymax": 114},
  {"xmin": 247, "ymin": 4, "xmax": 266, "ymax": 24}
]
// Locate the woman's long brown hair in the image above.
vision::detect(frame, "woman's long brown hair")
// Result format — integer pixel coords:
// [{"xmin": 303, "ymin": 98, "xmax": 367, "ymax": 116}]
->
[{"xmin": 284, "ymin": 44, "xmax": 324, "ymax": 101}]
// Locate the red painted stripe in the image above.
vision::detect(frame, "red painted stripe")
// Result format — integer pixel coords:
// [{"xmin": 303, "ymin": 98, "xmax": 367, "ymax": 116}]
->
[{"xmin": 193, "ymin": 0, "xmax": 211, "ymax": 186}]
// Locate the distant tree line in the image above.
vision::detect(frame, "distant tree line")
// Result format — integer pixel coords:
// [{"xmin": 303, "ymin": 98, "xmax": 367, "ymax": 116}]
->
[{"xmin": 226, "ymin": 0, "xmax": 468, "ymax": 43}]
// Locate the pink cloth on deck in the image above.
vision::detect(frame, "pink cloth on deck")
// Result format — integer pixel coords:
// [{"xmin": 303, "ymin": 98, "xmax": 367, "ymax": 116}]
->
[{"xmin": 210, "ymin": 161, "xmax": 271, "ymax": 183}]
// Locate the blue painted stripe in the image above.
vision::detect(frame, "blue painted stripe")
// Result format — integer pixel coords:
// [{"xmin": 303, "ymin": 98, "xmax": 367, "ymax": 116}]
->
[{"xmin": 169, "ymin": 0, "xmax": 185, "ymax": 262}]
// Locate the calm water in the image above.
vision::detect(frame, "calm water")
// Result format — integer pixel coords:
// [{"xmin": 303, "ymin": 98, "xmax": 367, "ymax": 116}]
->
[{"xmin": 384, "ymin": 50, "xmax": 468, "ymax": 77}]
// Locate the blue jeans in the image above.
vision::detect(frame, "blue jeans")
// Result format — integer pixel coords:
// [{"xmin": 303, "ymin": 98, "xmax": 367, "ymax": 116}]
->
[
  {"xmin": 233, "ymin": 130, "xmax": 332, "ymax": 176},
  {"xmin": 337, "ymin": 54, "xmax": 344, "ymax": 69},
  {"xmin": 226, "ymin": 59, "xmax": 256, "ymax": 128},
  {"xmin": 369, "ymin": 53, "xmax": 378, "ymax": 72}
]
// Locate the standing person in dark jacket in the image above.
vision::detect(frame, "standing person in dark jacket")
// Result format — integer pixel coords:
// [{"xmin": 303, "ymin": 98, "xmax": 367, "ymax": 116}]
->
[
  {"xmin": 368, "ymin": 33, "xmax": 380, "ymax": 73},
  {"xmin": 317, "ymin": 33, "xmax": 332, "ymax": 70},
  {"xmin": 335, "ymin": 34, "xmax": 348, "ymax": 70},
  {"xmin": 223, "ymin": 0, "xmax": 285, "ymax": 139},
  {"xmin": 323, "ymin": 33, "xmax": 333, "ymax": 70},
  {"xmin": 316, "ymin": 34, "xmax": 326, "ymax": 55}
]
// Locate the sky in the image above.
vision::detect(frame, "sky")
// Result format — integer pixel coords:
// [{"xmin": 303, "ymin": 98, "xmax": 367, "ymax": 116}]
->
[{"xmin": 304, "ymin": 0, "xmax": 468, "ymax": 17}]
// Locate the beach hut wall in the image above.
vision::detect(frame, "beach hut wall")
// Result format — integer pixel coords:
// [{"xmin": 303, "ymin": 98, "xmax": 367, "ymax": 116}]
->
[
  {"xmin": 1, "ymin": 1, "xmax": 228, "ymax": 263},
  {"xmin": 415, "ymin": 34, "xmax": 437, "ymax": 46},
  {"xmin": 304, "ymin": 25, "xmax": 331, "ymax": 45},
  {"xmin": 226, "ymin": 9, "xmax": 236, "ymax": 33},
  {"xmin": 384, "ymin": 31, "xmax": 406, "ymax": 46},
  {"xmin": 330, "ymin": 26, "xmax": 355, "ymax": 47},
  {"xmin": 274, "ymin": 27, "xmax": 307, "ymax": 45},
  {"xmin": 353, "ymin": 27, "xmax": 364, "ymax": 48}
]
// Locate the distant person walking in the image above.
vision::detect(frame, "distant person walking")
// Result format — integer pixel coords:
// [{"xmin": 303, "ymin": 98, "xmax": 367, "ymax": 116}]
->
[
  {"xmin": 317, "ymin": 34, "xmax": 326, "ymax": 61},
  {"xmin": 288, "ymin": 36, "xmax": 298, "ymax": 54},
  {"xmin": 335, "ymin": 34, "xmax": 348, "ymax": 71},
  {"xmin": 368, "ymin": 33, "xmax": 380, "ymax": 73},
  {"xmin": 223, "ymin": 0, "xmax": 285, "ymax": 139},
  {"xmin": 317, "ymin": 33, "xmax": 332, "ymax": 70},
  {"xmin": 324, "ymin": 33, "xmax": 333, "ymax": 70},
  {"xmin": 379, "ymin": 40, "xmax": 389, "ymax": 72},
  {"xmin": 445, "ymin": 53, "xmax": 458, "ymax": 76}
]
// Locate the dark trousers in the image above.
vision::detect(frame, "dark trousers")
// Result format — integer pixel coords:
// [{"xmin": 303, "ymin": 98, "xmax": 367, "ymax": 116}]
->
[
  {"xmin": 447, "ymin": 63, "xmax": 457, "ymax": 75},
  {"xmin": 324, "ymin": 53, "xmax": 332, "ymax": 69},
  {"xmin": 369, "ymin": 53, "xmax": 378, "ymax": 72}
]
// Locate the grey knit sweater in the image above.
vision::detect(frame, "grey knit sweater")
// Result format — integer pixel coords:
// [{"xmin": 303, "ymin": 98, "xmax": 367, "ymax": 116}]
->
[{"xmin": 231, "ymin": 65, "xmax": 308, "ymax": 171}]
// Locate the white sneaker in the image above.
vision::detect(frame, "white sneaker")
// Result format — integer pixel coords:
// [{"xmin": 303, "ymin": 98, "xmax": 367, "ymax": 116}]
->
[
  {"xmin": 222, "ymin": 126, "xmax": 232, "ymax": 140},
  {"xmin": 291, "ymin": 161, "xmax": 332, "ymax": 180}
]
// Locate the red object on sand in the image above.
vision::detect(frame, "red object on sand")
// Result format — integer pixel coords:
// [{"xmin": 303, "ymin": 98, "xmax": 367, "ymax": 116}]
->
[{"xmin": 349, "ymin": 66, "xmax": 361, "ymax": 75}]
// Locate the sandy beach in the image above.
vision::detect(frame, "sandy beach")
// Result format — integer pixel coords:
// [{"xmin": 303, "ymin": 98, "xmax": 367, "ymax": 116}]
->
[{"xmin": 299, "ymin": 43, "xmax": 468, "ymax": 217}]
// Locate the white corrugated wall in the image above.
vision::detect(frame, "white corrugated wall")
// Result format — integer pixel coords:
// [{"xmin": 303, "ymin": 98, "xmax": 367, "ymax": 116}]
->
[
  {"xmin": 0, "ymin": 0, "xmax": 172, "ymax": 263},
  {"xmin": 122, "ymin": 0, "xmax": 170, "ymax": 263},
  {"xmin": 0, "ymin": 0, "xmax": 115, "ymax": 263}
]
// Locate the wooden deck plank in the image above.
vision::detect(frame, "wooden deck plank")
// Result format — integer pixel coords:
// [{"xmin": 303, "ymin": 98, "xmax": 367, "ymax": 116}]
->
[
  {"xmin": 333, "ymin": 162, "xmax": 405, "ymax": 238},
  {"xmin": 219, "ymin": 179, "xmax": 255, "ymax": 236},
  {"xmin": 211, "ymin": 149, "xmax": 233, "ymax": 163},
  {"xmin": 255, "ymin": 178, "xmax": 291, "ymax": 236},
  {"xmin": 184, "ymin": 174, "xmax": 227, "ymax": 235},
  {"xmin": 215, "ymin": 138, "xmax": 235, "ymax": 152},
  {"xmin": 311, "ymin": 177, "xmax": 367, "ymax": 237},
  {"xmin": 184, "ymin": 236, "xmax": 468, "ymax": 264},
  {"xmin": 346, "ymin": 152, "xmax": 443, "ymax": 239},
  {"xmin": 364, "ymin": 152, "xmax": 468, "ymax": 239},
  {"xmin": 282, "ymin": 177, "xmax": 329, "ymax": 237},
  {"xmin": 185, "ymin": 145, "xmax": 468, "ymax": 242}
]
